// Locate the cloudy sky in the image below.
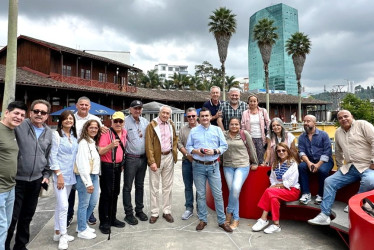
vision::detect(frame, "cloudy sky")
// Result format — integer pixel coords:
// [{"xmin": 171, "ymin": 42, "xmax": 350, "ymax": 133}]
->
[{"xmin": 0, "ymin": 0, "xmax": 373, "ymax": 94}]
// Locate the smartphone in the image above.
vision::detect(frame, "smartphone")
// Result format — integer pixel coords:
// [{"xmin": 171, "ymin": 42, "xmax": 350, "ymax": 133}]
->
[
  {"xmin": 311, "ymin": 165, "xmax": 315, "ymax": 172},
  {"xmin": 41, "ymin": 182, "xmax": 49, "ymax": 191}
]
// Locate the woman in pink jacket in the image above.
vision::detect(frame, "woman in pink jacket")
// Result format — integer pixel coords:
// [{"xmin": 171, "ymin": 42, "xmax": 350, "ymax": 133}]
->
[{"xmin": 241, "ymin": 94, "xmax": 270, "ymax": 164}]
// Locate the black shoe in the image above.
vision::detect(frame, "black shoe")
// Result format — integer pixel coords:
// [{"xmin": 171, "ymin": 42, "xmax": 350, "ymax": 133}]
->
[
  {"xmin": 87, "ymin": 212, "xmax": 97, "ymax": 225},
  {"xmin": 135, "ymin": 212, "xmax": 148, "ymax": 221},
  {"xmin": 111, "ymin": 219, "xmax": 126, "ymax": 228},
  {"xmin": 125, "ymin": 214, "xmax": 138, "ymax": 225},
  {"xmin": 99, "ymin": 224, "xmax": 111, "ymax": 234}
]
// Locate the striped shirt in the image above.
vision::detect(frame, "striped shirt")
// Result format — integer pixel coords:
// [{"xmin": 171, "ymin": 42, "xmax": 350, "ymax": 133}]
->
[{"xmin": 274, "ymin": 161, "xmax": 290, "ymax": 181}]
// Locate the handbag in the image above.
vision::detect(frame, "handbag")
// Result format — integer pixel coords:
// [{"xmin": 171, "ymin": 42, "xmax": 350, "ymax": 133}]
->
[{"xmin": 239, "ymin": 130, "xmax": 257, "ymax": 166}]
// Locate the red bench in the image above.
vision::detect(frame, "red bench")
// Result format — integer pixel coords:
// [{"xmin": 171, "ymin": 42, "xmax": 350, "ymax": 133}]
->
[
  {"xmin": 206, "ymin": 166, "xmax": 359, "ymax": 246},
  {"xmin": 349, "ymin": 190, "xmax": 374, "ymax": 250}
]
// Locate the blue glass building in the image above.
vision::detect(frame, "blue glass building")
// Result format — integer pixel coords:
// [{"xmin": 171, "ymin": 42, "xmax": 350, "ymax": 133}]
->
[{"xmin": 248, "ymin": 3, "xmax": 299, "ymax": 96}]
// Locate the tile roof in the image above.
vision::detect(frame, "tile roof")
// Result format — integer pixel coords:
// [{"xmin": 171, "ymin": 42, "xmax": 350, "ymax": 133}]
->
[
  {"xmin": 0, "ymin": 65, "xmax": 330, "ymax": 105},
  {"xmin": 0, "ymin": 35, "xmax": 142, "ymax": 72}
]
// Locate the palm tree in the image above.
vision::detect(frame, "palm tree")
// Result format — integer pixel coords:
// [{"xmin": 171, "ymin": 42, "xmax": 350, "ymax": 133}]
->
[
  {"xmin": 286, "ymin": 32, "xmax": 311, "ymax": 122},
  {"xmin": 253, "ymin": 18, "xmax": 278, "ymax": 112},
  {"xmin": 208, "ymin": 7, "xmax": 237, "ymax": 101},
  {"xmin": 225, "ymin": 75, "xmax": 241, "ymax": 90},
  {"xmin": 141, "ymin": 69, "xmax": 161, "ymax": 89}
]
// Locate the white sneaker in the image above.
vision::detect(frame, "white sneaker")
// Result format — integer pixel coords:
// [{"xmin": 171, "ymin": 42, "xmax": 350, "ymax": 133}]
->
[
  {"xmin": 299, "ymin": 193, "xmax": 311, "ymax": 205},
  {"xmin": 264, "ymin": 224, "xmax": 281, "ymax": 234},
  {"xmin": 53, "ymin": 233, "xmax": 74, "ymax": 242},
  {"xmin": 58, "ymin": 234, "xmax": 69, "ymax": 250},
  {"xmin": 77, "ymin": 228, "xmax": 96, "ymax": 240},
  {"xmin": 315, "ymin": 195, "xmax": 323, "ymax": 205},
  {"xmin": 308, "ymin": 213, "xmax": 331, "ymax": 225},
  {"xmin": 181, "ymin": 210, "xmax": 193, "ymax": 220},
  {"xmin": 76, "ymin": 225, "xmax": 95, "ymax": 233},
  {"xmin": 252, "ymin": 218, "xmax": 269, "ymax": 232},
  {"xmin": 344, "ymin": 205, "xmax": 349, "ymax": 213}
]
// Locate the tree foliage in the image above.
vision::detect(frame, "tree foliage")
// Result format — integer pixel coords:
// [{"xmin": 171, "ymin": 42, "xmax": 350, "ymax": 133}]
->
[{"xmin": 340, "ymin": 93, "xmax": 374, "ymax": 124}]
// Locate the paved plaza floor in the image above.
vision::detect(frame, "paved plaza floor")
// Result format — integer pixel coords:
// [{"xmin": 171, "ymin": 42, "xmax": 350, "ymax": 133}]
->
[{"xmin": 26, "ymin": 154, "xmax": 347, "ymax": 250}]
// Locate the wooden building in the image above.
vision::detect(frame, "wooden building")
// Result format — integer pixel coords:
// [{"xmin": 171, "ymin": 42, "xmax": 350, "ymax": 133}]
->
[{"xmin": 0, "ymin": 35, "xmax": 329, "ymax": 124}]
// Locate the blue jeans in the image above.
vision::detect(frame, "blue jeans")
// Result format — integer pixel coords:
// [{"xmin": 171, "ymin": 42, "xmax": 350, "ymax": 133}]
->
[
  {"xmin": 298, "ymin": 160, "xmax": 333, "ymax": 196},
  {"xmin": 223, "ymin": 166, "xmax": 249, "ymax": 220},
  {"xmin": 321, "ymin": 165, "xmax": 374, "ymax": 215},
  {"xmin": 0, "ymin": 188, "xmax": 15, "ymax": 250},
  {"xmin": 182, "ymin": 159, "xmax": 194, "ymax": 211},
  {"xmin": 193, "ymin": 161, "xmax": 225, "ymax": 225},
  {"xmin": 76, "ymin": 174, "xmax": 99, "ymax": 232}
]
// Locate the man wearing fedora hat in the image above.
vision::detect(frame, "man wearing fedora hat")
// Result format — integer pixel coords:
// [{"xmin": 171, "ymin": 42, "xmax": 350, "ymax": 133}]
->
[{"xmin": 123, "ymin": 100, "xmax": 150, "ymax": 225}]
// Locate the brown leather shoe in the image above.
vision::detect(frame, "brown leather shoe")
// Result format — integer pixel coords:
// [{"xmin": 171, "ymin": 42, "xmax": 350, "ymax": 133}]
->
[
  {"xmin": 219, "ymin": 223, "xmax": 233, "ymax": 233},
  {"xmin": 162, "ymin": 213, "xmax": 174, "ymax": 223},
  {"xmin": 196, "ymin": 221, "xmax": 207, "ymax": 231},
  {"xmin": 149, "ymin": 216, "xmax": 159, "ymax": 224}
]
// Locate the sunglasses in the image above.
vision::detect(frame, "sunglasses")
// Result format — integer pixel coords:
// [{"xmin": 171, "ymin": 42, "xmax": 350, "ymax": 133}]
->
[
  {"xmin": 32, "ymin": 109, "xmax": 48, "ymax": 116},
  {"xmin": 113, "ymin": 119, "xmax": 124, "ymax": 124},
  {"xmin": 187, "ymin": 115, "xmax": 196, "ymax": 118},
  {"xmin": 276, "ymin": 149, "xmax": 287, "ymax": 153}
]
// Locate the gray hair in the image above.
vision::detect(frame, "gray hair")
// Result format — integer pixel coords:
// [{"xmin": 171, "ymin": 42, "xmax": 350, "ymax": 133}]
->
[
  {"xmin": 229, "ymin": 87, "xmax": 241, "ymax": 94},
  {"xmin": 31, "ymin": 99, "xmax": 51, "ymax": 113},
  {"xmin": 210, "ymin": 86, "xmax": 221, "ymax": 92},
  {"xmin": 77, "ymin": 96, "xmax": 91, "ymax": 104},
  {"xmin": 159, "ymin": 105, "xmax": 172, "ymax": 114},
  {"xmin": 186, "ymin": 107, "xmax": 197, "ymax": 113},
  {"xmin": 269, "ymin": 117, "xmax": 286, "ymax": 145}
]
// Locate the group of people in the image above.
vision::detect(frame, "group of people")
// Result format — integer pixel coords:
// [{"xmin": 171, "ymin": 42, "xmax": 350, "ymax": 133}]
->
[{"xmin": 1, "ymin": 86, "xmax": 374, "ymax": 249}]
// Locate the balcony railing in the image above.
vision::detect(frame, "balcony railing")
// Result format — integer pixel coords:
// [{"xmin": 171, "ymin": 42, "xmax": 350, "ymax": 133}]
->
[{"xmin": 49, "ymin": 73, "xmax": 137, "ymax": 93}]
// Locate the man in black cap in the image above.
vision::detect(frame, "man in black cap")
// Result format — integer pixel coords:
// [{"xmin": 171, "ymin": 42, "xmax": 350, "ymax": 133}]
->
[{"xmin": 123, "ymin": 100, "xmax": 149, "ymax": 225}]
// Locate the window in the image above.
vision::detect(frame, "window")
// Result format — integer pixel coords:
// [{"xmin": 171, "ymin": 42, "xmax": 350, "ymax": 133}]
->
[
  {"xmin": 168, "ymin": 67, "xmax": 173, "ymax": 71},
  {"xmin": 175, "ymin": 68, "xmax": 179, "ymax": 72},
  {"xmin": 99, "ymin": 73, "xmax": 107, "ymax": 82},
  {"xmin": 162, "ymin": 66, "xmax": 166, "ymax": 71},
  {"xmin": 114, "ymin": 76, "xmax": 118, "ymax": 84},
  {"xmin": 80, "ymin": 69, "xmax": 91, "ymax": 79},
  {"xmin": 62, "ymin": 65, "xmax": 71, "ymax": 76}
]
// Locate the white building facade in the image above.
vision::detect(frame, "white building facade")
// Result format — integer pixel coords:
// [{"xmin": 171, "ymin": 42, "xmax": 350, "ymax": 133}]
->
[{"xmin": 154, "ymin": 63, "xmax": 188, "ymax": 81}]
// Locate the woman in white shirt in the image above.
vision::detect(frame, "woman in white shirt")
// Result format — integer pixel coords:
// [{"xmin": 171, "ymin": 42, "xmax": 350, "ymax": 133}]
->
[
  {"xmin": 263, "ymin": 118, "xmax": 298, "ymax": 166},
  {"xmin": 75, "ymin": 120, "xmax": 101, "ymax": 240},
  {"xmin": 49, "ymin": 110, "xmax": 78, "ymax": 249},
  {"xmin": 252, "ymin": 143, "xmax": 300, "ymax": 234},
  {"xmin": 241, "ymin": 94, "xmax": 270, "ymax": 164}
]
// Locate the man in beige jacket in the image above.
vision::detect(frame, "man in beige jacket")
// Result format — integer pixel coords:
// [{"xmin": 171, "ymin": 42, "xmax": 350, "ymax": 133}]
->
[{"xmin": 145, "ymin": 105, "xmax": 178, "ymax": 224}]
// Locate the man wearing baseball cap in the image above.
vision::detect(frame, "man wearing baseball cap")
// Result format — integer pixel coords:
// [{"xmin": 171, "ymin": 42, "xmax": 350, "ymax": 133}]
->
[{"xmin": 123, "ymin": 100, "xmax": 150, "ymax": 225}]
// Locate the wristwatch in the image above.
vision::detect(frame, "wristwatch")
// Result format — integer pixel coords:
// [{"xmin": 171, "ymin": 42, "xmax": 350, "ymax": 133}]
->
[
  {"xmin": 371, "ymin": 160, "xmax": 374, "ymax": 164},
  {"xmin": 185, "ymin": 153, "xmax": 188, "ymax": 157},
  {"xmin": 56, "ymin": 171, "xmax": 62, "ymax": 176}
]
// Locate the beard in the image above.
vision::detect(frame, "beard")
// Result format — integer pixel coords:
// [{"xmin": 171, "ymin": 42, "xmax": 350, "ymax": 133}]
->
[{"xmin": 304, "ymin": 125, "xmax": 314, "ymax": 133}]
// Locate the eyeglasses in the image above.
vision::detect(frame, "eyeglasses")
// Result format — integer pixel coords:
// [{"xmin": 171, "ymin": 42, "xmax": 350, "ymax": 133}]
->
[
  {"xmin": 32, "ymin": 109, "xmax": 48, "ymax": 116},
  {"xmin": 113, "ymin": 119, "xmax": 124, "ymax": 124},
  {"xmin": 187, "ymin": 115, "xmax": 196, "ymax": 118},
  {"xmin": 276, "ymin": 149, "xmax": 286, "ymax": 153}
]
